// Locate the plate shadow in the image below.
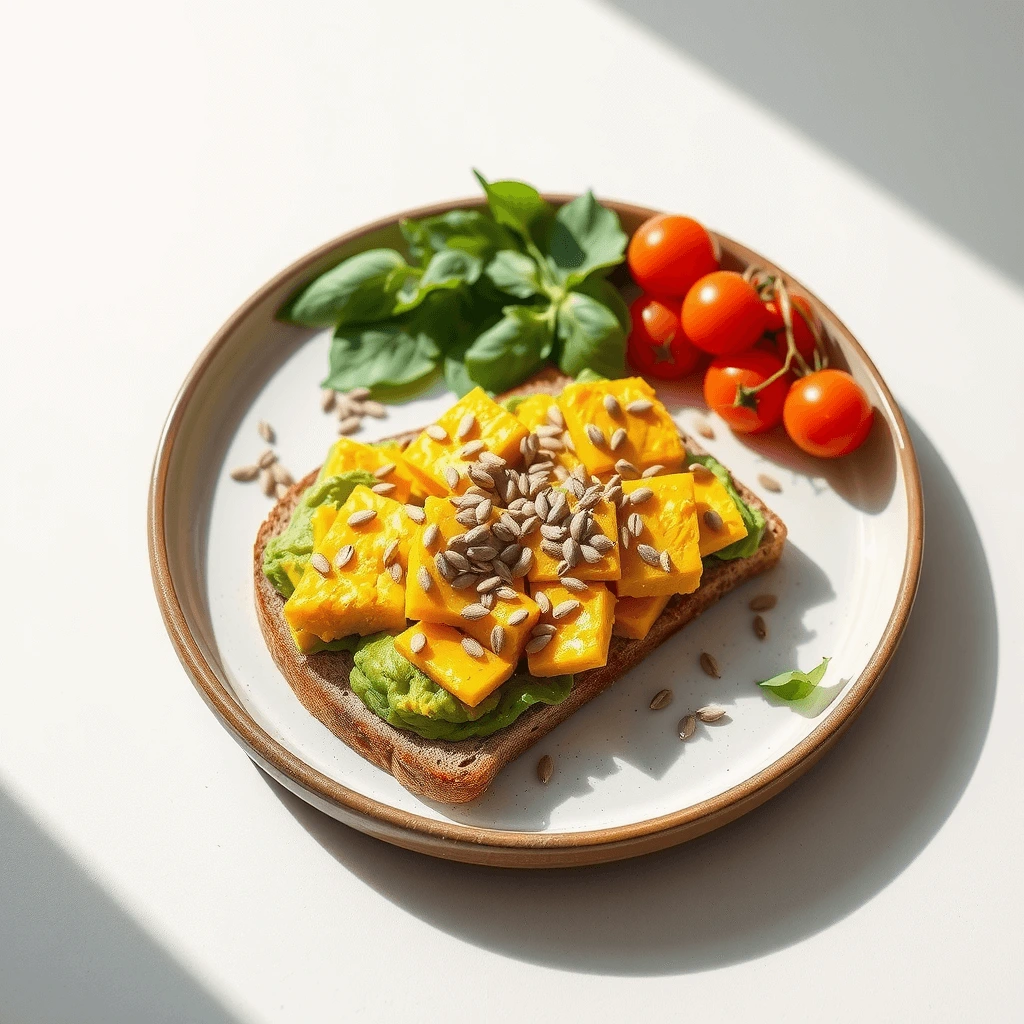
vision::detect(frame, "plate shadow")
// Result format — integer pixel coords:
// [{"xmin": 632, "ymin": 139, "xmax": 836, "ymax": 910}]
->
[{"xmin": 267, "ymin": 418, "xmax": 996, "ymax": 974}]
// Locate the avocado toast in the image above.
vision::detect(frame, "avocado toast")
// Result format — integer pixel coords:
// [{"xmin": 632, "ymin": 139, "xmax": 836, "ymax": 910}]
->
[{"xmin": 254, "ymin": 369, "xmax": 786, "ymax": 803}]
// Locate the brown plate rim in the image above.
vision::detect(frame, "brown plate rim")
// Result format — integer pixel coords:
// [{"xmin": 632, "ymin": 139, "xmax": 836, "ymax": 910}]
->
[{"xmin": 148, "ymin": 194, "xmax": 924, "ymax": 866}]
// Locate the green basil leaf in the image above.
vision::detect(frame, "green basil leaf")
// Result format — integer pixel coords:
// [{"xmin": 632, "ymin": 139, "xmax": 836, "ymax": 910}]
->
[
  {"xmin": 392, "ymin": 249, "xmax": 482, "ymax": 315},
  {"xmin": 485, "ymin": 249, "xmax": 544, "ymax": 298},
  {"xmin": 473, "ymin": 170, "xmax": 553, "ymax": 244},
  {"xmin": 573, "ymin": 368, "xmax": 609, "ymax": 384},
  {"xmin": 758, "ymin": 658, "xmax": 831, "ymax": 701},
  {"xmin": 572, "ymin": 274, "xmax": 631, "ymax": 333},
  {"xmin": 547, "ymin": 192, "xmax": 627, "ymax": 288},
  {"xmin": 555, "ymin": 291, "xmax": 626, "ymax": 379},
  {"xmin": 400, "ymin": 210, "xmax": 518, "ymax": 266},
  {"xmin": 465, "ymin": 304, "xmax": 554, "ymax": 392},
  {"xmin": 279, "ymin": 248, "xmax": 408, "ymax": 327}
]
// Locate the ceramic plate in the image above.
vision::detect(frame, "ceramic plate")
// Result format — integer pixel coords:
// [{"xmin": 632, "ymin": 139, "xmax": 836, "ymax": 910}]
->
[{"xmin": 149, "ymin": 196, "xmax": 922, "ymax": 867}]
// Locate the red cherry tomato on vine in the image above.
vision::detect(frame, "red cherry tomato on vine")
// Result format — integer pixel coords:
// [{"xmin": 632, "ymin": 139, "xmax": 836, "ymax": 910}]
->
[
  {"xmin": 627, "ymin": 215, "xmax": 719, "ymax": 299},
  {"xmin": 783, "ymin": 369, "xmax": 873, "ymax": 458},
  {"xmin": 682, "ymin": 271, "xmax": 768, "ymax": 355},
  {"xmin": 764, "ymin": 293, "xmax": 818, "ymax": 365},
  {"xmin": 627, "ymin": 295, "xmax": 702, "ymax": 379},
  {"xmin": 703, "ymin": 350, "xmax": 789, "ymax": 433}
]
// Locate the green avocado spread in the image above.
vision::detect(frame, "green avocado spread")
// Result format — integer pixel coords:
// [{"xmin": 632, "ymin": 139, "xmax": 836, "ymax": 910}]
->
[{"xmin": 688, "ymin": 452, "xmax": 766, "ymax": 561}]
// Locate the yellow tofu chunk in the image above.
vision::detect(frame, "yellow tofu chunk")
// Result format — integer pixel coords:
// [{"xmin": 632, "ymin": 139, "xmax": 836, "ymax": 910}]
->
[
  {"xmin": 512, "ymin": 394, "xmax": 582, "ymax": 475},
  {"xmin": 617, "ymin": 475, "xmax": 703, "ymax": 598},
  {"xmin": 320, "ymin": 436, "xmax": 415, "ymax": 504},
  {"xmin": 401, "ymin": 387, "xmax": 529, "ymax": 496},
  {"xmin": 283, "ymin": 485, "xmax": 413, "ymax": 644},
  {"xmin": 611, "ymin": 593, "xmax": 672, "ymax": 639},
  {"xmin": 526, "ymin": 488, "xmax": 621, "ymax": 582},
  {"xmin": 527, "ymin": 581, "xmax": 616, "ymax": 676},
  {"xmin": 693, "ymin": 469, "xmax": 748, "ymax": 557},
  {"xmin": 394, "ymin": 621, "xmax": 516, "ymax": 707},
  {"xmin": 405, "ymin": 498, "xmax": 540, "ymax": 659},
  {"xmin": 558, "ymin": 377, "xmax": 685, "ymax": 478}
]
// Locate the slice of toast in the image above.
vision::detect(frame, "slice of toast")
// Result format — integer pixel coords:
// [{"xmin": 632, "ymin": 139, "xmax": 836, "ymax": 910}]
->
[{"xmin": 253, "ymin": 371, "xmax": 786, "ymax": 803}]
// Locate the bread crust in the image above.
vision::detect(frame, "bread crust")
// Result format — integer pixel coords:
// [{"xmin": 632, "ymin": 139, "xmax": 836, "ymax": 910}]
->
[{"xmin": 253, "ymin": 373, "xmax": 786, "ymax": 803}]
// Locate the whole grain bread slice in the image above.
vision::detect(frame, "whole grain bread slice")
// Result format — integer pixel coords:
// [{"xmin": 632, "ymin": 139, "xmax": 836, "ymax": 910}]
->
[{"xmin": 253, "ymin": 372, "xmax": 786, "ymax": 803}]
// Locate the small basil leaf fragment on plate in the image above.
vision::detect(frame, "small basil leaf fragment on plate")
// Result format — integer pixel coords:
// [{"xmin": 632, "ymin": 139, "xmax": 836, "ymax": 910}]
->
[
  {"xmin": 758, "ymin": 657, "xmax": 831, "ymax": 701},
  {"xmin": 555, "ymin": 291, "xmax": 626, "ymax": 379},
  {"xmin": 485, "ymin": 249, "xmax": 545, "ymax": 299},
  {"xmin": 546, "ymin": 190, "xmax": 628, "ymax": 289},
  {"xmin": 465, "ymin": 305, "xmax": 554, "ymax": 392},
  {"xmin": 280, "ymin": 248, "xmax": 408, "ymax": 327}
]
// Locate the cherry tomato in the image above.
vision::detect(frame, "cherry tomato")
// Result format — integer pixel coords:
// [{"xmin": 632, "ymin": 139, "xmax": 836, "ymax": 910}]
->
[
  {"xmin": 783, "ymin": 369, "xmax": 873, "ymax": 458},
  {"xmin": 682, "ymin": 271, "xmax": 768, "ymax": 355},
  {"xmin": 764, "ymin": 293, "xmax": 818, "ymax": 365},
  {"xmin": 627, "ymin": 215, "xmax": 719, "ymax": 299},
  {"xmin": 627, "ymin": 295, "xmax": 702, "ymax": 379},
  {"xmin": 703, "ymin": 350, "xmax": 789, "ymax": 433}
]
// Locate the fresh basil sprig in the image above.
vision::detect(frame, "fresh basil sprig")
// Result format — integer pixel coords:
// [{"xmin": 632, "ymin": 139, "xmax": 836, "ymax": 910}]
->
[
  {"xmin": 277, "ymin": 171, "xmax": 630, "ymax": 398},
  {"xmin": 758, "ymin": 657, "xmax": 831, "ymax": 701}
]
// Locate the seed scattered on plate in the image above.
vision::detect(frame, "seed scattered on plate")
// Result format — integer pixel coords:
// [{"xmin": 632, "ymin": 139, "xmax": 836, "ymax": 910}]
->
[
  {"xmin": 650, "ymin": 688, "xmax": 673, "ymax": 710},
  {"xmin": 230, "ymin": 464, "xmax": 260, "ymax": 481},
  {"xmin": 321, "ymin": 389, "xmax": 336, "ymax": 412},
  {"xmin": 626, "ymin": 398, "xmax": 653, "ymax": 414},
  {"xmin": 360, "ymin": 400, "xmax": 387, "ymax": 419},
  {"xmin": 699, "ymin": 651, "xmax": 720, "ymax": 678},
  {"xmin": 269, "ymin": 463, "xmax": 293, "ymax": 486},
  {"xmin": 525, "ymin": 633, "xmax": 553, "ymax": 654},
  {"xmin": 257, "ymin": 420, "xmax": 275, "ymax": 444},
  {"xmin": 536, "ymin": 754, "xmax": 553, "ymax": 784},
  {"xmin": 490, "ymin": 625, "xmax": 506, "ymax": 656},
  {"xmin": 508, "ymin": 608, "xmax": 529, "ymax": 626},
  {"xmin": 347, "ymin": 509, "xmax": 377, "ymax": 527},
  {"xmin": 585, "ymin": 423, "xmax": 606, "ymax": 447},
  {"xmin": 461, "ymin": 636, "xmax": 484, "ymax": 658},
  {"xmin": 696, "ymin": 704, "xmax": 728, "ymax": 723},
  {"xmin": 409, "ymin": 632, "xmax": 426, "ymax": 654},
  {"xmin": 758, "ymin": 473, "xmax": 783, "ymax": 493},
  {"xmin": 347, "ymin": 387, "xmax": 371, "ymax": 401},
  {"xmin": 703, "ymin": 509, "xmax": 724, "ymax": 531},
  {"xmin": 310, "ymin": 552, "xmax": 331, "ymax": 576},
  {"xmin": 753, "ymin": 614, "xmax": 768, "ymax": 640},
  {"xmin": 257, "ymin": 448, "xmax": 277, "ymax": 469},
  {"xmin": 678, "ymin": 714, "xmax": 697, "ymax": 740},
  {"xmin": 425, "ymin": 424, "xmax": 448, "ymax": 442},
  {"xmin": 404, "ymin": 504, "xmax": 426, "ymax": 524},
  {"xmin": 749, "ymin": 594, "xmax": 778, "ymax": 611},
  {"xmin": 260, "ymin": 468, "xmax": 276, "ymax": 496},
  {"xmin": 338, "ymin": 415, "xmax": 361, "ymax": 435},
  {"xmin": 371, "ymin": 481, "xmax": 396, "ymax": 495},
  {"xmin": 695, "ymin": 418, "xmax": 715, "ymax": 439}
]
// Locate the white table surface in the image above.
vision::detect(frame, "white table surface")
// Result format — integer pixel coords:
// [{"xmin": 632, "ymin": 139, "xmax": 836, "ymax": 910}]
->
[{"xmin": 2, "ymin": 1, "xmax": 1023, "ymax": 1021}]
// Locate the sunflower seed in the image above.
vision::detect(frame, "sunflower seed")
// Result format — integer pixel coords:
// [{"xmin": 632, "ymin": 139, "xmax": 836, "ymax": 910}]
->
[
  {"xmin": 338, "ymin": 415, "xmax": 361, "ymax": 435},
  {"xmin": 589, "ymin": 534, "xmax": 614, "ymax": 553},
  {"xmin": 536, "ymin": 754, "xmax": 554, "ymax": 783},
  {"xmin": 562, "ymin": 537, "xmax": 581, "ymax": 566},
  {"xmin": 382, "ymin": 539, "xmax": 399, "ymax": 567},
  {"xmin": 478, "ymin": 451, "xmax": 506, "ymax": 470},
  {"xmin": 490, "ymin": 558, "xmax": 513, "ymax": 582},
  {"xmin": 650, "ymin": 688, "xmax": 673, "ymax": 710},
  {"xmin": 678, "ymin": 714, "xmax": 697, "ymax": 740},
  {"xmin": 749, "ymin": 594, "xmax": 778, "ymax": 611},
  {"xmin": 486, "ymin": 624, "xmax": 506, "ymax": 656},
  {"xmin": 310, "ymin": 552, "xmax": 330, "ymax": 576},
  {"xmin": 637, "ymin": 544, "xmax": 661, "ymax": 567},
  {"xmin": 492, "ymin": 524, "xmax": 517, "ymax": 544},
  {"xmin": 455, "ymin": 508, "xmax": 478, "ymax": 527},
  {"xmin": 641, "ymin": 464, "xmax": 664, "ymax": 478},
  {"xmin": 538, "ymin": 435, "xmax": 565, "ymax": 452},
  {"xmin": 540, "ymin": 523, "xmax": 566, "ymax": 542},
  {"xmin": 475, "ymin": 575, "xmax": 501, "ymax": 593},
  {"xmin": 360, "ymin": 400, "xmax": 387, "ymax": 419},
  {"xmin": 274, "ymin": 483, "xmax": 288, "ymax": 498},
  {"xmin": 620, "ymin": 525, "xmax": 632, "ymax": 549},
  {"xmin": 347, "ymin": 387, "xmax": 371, "ymax": 401},
  {"xmin": 335, "ymin": 395, "xmax": 355, "ymax": 419},
  {"xmin": 562, "ymin": 431, "xmax": 576, "ymax": 453},
  {"xmin": 443, "ymin": 466, "xmax": 459, "ymax": 490},
  {"xmin": 628, "ymin": 512, "xmax": 644, "ymax": 537},
  {"xmin": 695, "ymin": 419, "xmax": 715, "ymax": 439},
  {"xmin": 626, "ymin": 398, "xmax": 653, "ymax": 414},
  {"xmin": 411, "ymin": 565, "xmax": 431, "ymax": 592},
  {"xmin": 454, "ymin": 411, "xmax": 476, "ymax": 440},
  {"xmin": 555, "ymin": 559, "xmax": 571, "ymax": 576},
  {"xmin": 703, "ymin": 509, "xmax": 724, "ymax": 531},
  {"xmin": 505, "ymin": 608, "xmax": 529, "ymax": 628},
  {"xmin": 629, "ymin": 487, "xmax": 654, "ymax": 506},
  {"xmin": 404, "ymin": 504, "xmax": 426, "ymax": 524},
  {"xmin": 758, "ymin": 473, "xmax": 783, "ymax": 493},
  {"xmin": 373, "ymin": 462, "xmax": 396, "ymax": 480},
  {"xmin": 687, "ymin": 461, "xmax": 714, "ymax": 481},
  {"xmin": 454, "ymin": 441, "xmax": 482, "ymax": 461},
  {"xmin": 561, "ymin": 576, "xmax": 587, "ymax": 593},
  {"xmin": 409, "ymin": 631, "xmax": 426, "ymax": 654},
  {"xmin": 419, "ymin": 524, "xmax": 438, "ymax": 551},
  {"xmin": 468, "ymin": 466, "xmax": 495, "ymax": 489},
  {"xmin": 496, "ymin": 542, "xmax": 519, "ymax": 564},
  {"xmin": 230, "ymin": 464, "xmax": 260, "ymax": 481},
  {"xmin": 347, "ymin": 509, "xmax": 376, "ymax": 527},
  {"xmin": 495, "ymin": 586, "xmax": 517, "ymax": 601},
  {"xmin": 566, "ymin": 476, "xmax": 585, "ymax": 500},
  {"xmin": 467, "ymin": 545, "xmax": 500, "ymax": 561},
  {"xmin": 453, "ymin": 492, "xmax": 484, "ymax": 508},
  {"xmin": 753, "ymin": 614, "xmax": 768, "ymax": 640},
  {"xmin": 461, "ymin": 603, "xmax": 490, "ymax": 620},
  {"xmin": 535, "ymin": 490, "xmax": 550, "ymax": 520},
  {"xmin": 389, "ymin": 562, "xmax": 403, "ymax": 583},
  {"xmin": 604, "ymin": 486, "xmax": 623, "ymax": 508},
  {"xmin": 529, "ymin": 476, "xmax": 548, "ymax": 497},
  {"xmin": 551, "ymin": 599, "xmax": 580, "ymax": 620},
  {"xmin": 260, "ymin": 469, "xmax": 276, "ymax": 496},
  {"xmin": 520, "ymin": 515, "xmax": 541, "ymax": 537},
  {"xmin": 603, "ymin": 393, "xmax": 621, "ymax": 415},
  {"xmin": 697, "ymin": 704, "xmax": 728, "ymax": 723},
  {"xmin": 511, "ymin": 548, "xmax": 533, "ymax": 578},
  {"xmin": 526, "ymin": 634, "xmax": 554, "ymax": 654},
  {"xmin": 659, "ymin": 550, "xmax": 673, "ymax": 572},
  {"xmin": 371, "ymin": 481, "xmax": 396, "ymax": 496},
  {"xmin": 567, "ymin": 511, "xmax": 587, "ymax": 541},
  {"xmin": 700, "ymin": 651, "xmax": 721, "ymax": 678},
  {"xmin": 585, "ymin": 423, "xmax": 606, "ymax": 447},
  {"xmin": 538, "ymin": 540, "xmax": 561, "ymax": 560},
  {"xmin": 546, "ymin": 405, "xmax": 565, "ymax": 428},
  {"xmin": 535, "ymin": 591, "xmax": 551, "ymax": 615},
  {"xmin": 615, "ymin": 458, "xmax": 639, "ymax": 477},
  {"xmin": 425, "ymin": 424, "xmax": 449, "ymax": 442},
  {"xmin": 257, "ymin": 448, "xmax": 277, "ymax": 469},
  {"xmin": 461, "ymin": 636, "xmax": 485, "ymax": 658},
  {"xmin": 444, "ymin": 549, "xmax": 472, "ymax": 572},
  {"xmin": 498, "ymin": 512, "xmax": 521, "ymax": 537},
  {"xmin": 503, "ymin": 477, "xmax": 519, "ymax": 504},
  {"xmin": 610, "ymin": 427, "xmax": 628, "ymax": 451},
  {"xmin": 257, "ymin": 420, "xmax": 275, "ymax": 443},
  {"xmin": 451, "ymin": 572, "xmax": 477, "ymax": 589},
  {"xmin": 321, "ymin": 389, "xmax": 336, "ymax": 412},
  {"xmin": 475, "ymin": 498, "xmax": 493, "ymax": 523},
  {"xmin": 580, "ymin": 544, "xmax": 602, "ymax": 563},
  {"xmin": 547, "ymin": 492, "xmax": 568, "ymax": 522},
  {"xmin": 462, "ymin": 524, "xmax": 491, "ymax": 546}
]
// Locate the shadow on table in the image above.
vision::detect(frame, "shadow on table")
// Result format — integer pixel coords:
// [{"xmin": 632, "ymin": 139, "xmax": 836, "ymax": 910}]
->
[
  {"xmin": 271, "ymin": 418, "xmax": 997, "ymax": 974},
  {"xmin": 0, "ymin": 789, "xmax": 241, "ymax": 1024}
]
